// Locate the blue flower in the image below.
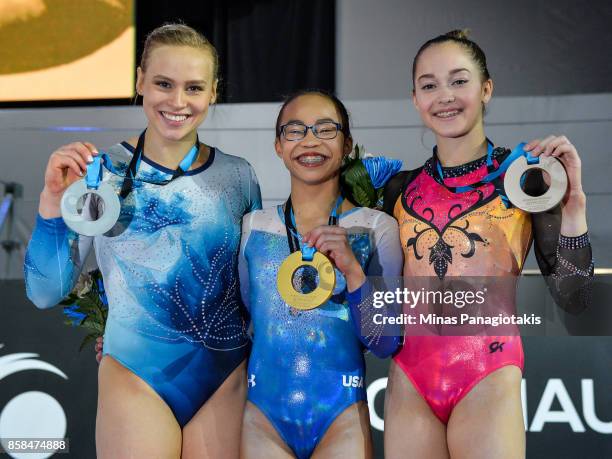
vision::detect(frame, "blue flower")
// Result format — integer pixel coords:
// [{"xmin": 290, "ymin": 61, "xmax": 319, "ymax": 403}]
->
[
  {"xmin": 63, "ymin": 305, "xmax": 87, "ymax": 327},
  {"xmin": 362, "ymin": 157, "xmax": 402, "ymax": 188},
  {"xmin": 96, "ymin": 278, "xmax": 108, "ymax": 307}
]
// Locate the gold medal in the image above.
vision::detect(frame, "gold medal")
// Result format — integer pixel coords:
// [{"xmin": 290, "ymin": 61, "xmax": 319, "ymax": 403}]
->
[
  {"xmin": 276, "ymin": 250, "xmax": 336, "ymax": 310},
  {"xmin": 278, "ymin": 194, "xmax": 343, "ymax": 310}
]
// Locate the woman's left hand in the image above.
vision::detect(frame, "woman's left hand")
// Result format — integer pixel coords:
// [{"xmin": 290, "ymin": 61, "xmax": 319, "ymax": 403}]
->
[
  {"xmin": 303, "ymin": 225, "xmax": 366, "ymax": 291},
  {"xmin": 524, "ymin": 135, "xmax": 588, "ymax": 235},
  {"xmin": 524, "ymin": 135, "xmax": 585, "ymax": 207}
]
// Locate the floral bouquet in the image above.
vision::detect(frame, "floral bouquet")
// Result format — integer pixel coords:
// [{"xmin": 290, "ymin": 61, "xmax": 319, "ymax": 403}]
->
[
  {"xmin": 59, "ymin": 269, "xmax": 108, "ymax": 351},
  {"xmin": 341, "ymin": 144, "xmax": 403, "ymax": 209}
]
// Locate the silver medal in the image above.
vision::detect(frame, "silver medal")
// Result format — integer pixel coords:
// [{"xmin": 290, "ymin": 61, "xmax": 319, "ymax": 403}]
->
[
  {"xmin": 61, "ymin": 180, "xmax": 121, "ymax": 236},
  {"xmin": 503, "ymin": 155, "xmax": 568, "ymax": 213}
]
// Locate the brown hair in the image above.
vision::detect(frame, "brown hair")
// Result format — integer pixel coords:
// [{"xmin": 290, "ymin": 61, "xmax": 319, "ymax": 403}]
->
[
  {"xmin": 412, "ymin": 29, "xmax": 490, "ymax": 87},
  {"xmin": 140, "ymin": 23, "xmax": 219, "ymax": 81}
]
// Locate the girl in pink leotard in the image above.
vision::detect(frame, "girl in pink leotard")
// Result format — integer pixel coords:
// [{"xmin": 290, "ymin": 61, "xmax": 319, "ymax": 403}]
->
[{"xmin": 383, "ymin": 30, "xmax": 593, "ymax": 458}]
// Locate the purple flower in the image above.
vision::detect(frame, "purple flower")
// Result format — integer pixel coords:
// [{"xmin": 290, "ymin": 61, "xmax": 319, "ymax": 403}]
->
[{"xmin": 362, "ymin": 157, "xmax": 402, "ymax": 188}]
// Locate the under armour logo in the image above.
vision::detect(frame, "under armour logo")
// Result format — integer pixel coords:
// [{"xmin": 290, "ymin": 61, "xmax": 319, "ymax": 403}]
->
[
  {"xmin": 489, "ymin": 341, "xmax": 505, "ymax": 353},
  {"xmin": 247, "ymin": 374, "xmax": 256, "ymax": 387}
]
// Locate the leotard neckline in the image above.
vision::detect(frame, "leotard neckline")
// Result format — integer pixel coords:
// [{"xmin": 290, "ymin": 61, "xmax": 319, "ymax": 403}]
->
[{"xmin": 120, "ymin": 141, "xmax": 215, "ymax": 176}]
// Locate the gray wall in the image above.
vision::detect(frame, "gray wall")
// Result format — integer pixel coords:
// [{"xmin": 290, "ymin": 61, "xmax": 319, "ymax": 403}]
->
[
  {"xmin": 1, "ymin": 93, "xmax": 610, "ymax": 278},
  {"xmin": 337, "ymin": 0, "xmax": 612, "ymax": 99}
]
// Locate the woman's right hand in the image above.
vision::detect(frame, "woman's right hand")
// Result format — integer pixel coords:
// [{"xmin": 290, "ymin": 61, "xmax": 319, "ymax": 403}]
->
[{"xmin": 39, "ymin": 142, "xmax": 98, "ymax": 218}]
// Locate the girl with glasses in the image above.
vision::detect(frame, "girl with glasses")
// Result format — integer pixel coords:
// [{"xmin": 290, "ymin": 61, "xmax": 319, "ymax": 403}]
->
[
  {"xmin": 239, "ymin": 90, "xmax": 403, "ymax": 458},
  {"xmin": 383, "ymin": 30, "xmax": 593, "ymax": 458},
  {"xmin": 24, "ymin": 24, "xmax": 261, "ymax": 458}
]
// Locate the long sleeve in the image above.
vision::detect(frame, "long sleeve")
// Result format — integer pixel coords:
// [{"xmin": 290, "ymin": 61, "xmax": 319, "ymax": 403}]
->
[
  {"xmin": 244, "ymin": 161, "xmax": 263, "ymax": 212},
  {"xmin": 24, "ymin": 215, "xmax": 93, "ymax": 309},
  {"xmin": 532, "ymin": 210, "xmax": 593, "ymax": 314},
  {"xmin": 347, "ymin": 212, "xmax": 404, "ymax": 358},
  {"xmin": 238, "ymin": 212, "xmax": 254, "ymax": 312},
  {"xmin": 526, "ymin": 172, "xmax": 594, "ymax": 314}
]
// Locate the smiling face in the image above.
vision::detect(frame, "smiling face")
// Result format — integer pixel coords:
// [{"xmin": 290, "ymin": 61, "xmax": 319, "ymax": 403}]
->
[
  {"xmin": 136, "ymin": 45, "xmax": 217, "ymax": 143},
  {"xmin": 413, "ymin": 42, "xmax": 492, "ymax": 140},
  {"xmin": 275, "ymin": 94, "xmax": 353, "ymax": 186}
]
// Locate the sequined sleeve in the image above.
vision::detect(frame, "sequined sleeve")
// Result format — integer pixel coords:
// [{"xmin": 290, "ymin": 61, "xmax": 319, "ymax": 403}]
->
[
  {"xmin": 532, "ymin": 211, "xmax": 594, "ymax": 314},
  {"xmin": 237, "ymin": 161, "xmax": 261, "ymax": 314},
  {"xmin": 24, "ymin": 215, "xmax": 93, "ymax": 309},
  {"xmin": 238, "ymin": 212, "xmax": 255, "ymax": 312},
  {"xmin": 244, "ymin": 161, "xmax": 262, "ymax": 212},
  {"xmin": 347, "ymin": 211, "xmax": 403, "ymax": 358},
  {"xmin": 526, "ymin": 174, "xmax": 594, "ymax": 314}
]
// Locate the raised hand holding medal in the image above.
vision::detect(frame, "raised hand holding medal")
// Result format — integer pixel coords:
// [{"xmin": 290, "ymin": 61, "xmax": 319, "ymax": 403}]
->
[
  {"xmin": 59, "ymin": 129, "xmax": 200, "ymax": 236},
  {"xmin": 39, "ymin": 141, "xmax": 100, "ymax": 219},
  {"xmin": 60, "ymin": 153, "xmax": 121, "ymax": 236},
  {"xmin": 277, "ymin": 195, "xmax": 365, "ymax": 310},
  {"xmin": 431, "ymin": 139, "xmax": 569, "ymax": 213},
  {"xmin": 513, "ymin": 135, "xmax": 586, "ymax": 216},
  {"xmin": 303, "ymin": 225, "xmax": 366, "ymax": 293},
  {"xmin": 503, "ymin": 140, "xmax": 569, "ymax": 213}
]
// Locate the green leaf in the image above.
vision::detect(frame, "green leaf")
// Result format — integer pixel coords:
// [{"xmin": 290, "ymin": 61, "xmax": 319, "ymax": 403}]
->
[
  {"xmin": 353, "ymin": 186, "xmax": 372, "ymax": 207},
  {"xmin": 95, "ymin": 303, "xmax": 108, "ymax": 324},
  {"xmin": 58, "ymin": 294, "xmax": 78, "ymax": 306},
  {"xmin": 79, "ymin": 333, "xmax": 98, "ymax": 352},
  {"xmin": 63, "ymin": 317, "xmax": 86, "ymax": 327},
  {"xmin": 341, "ymin": 159, "xmax": 377, "ymax": 207},
  {"xmin": 75, "ymin": 298, "xmax": 101, "ymax": 314},
  {"xmin": 79, "ymin": 318, "xmax": 105, "ymax": 335}
]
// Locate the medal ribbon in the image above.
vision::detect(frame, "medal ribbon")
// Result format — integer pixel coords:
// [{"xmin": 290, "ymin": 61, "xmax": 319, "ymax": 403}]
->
[
  {"xmin": 284, "ymin": 195, "xmax": 343, "ymax": 260},
  {"xmin": 84, "ymin": 129, "xmax": 200, "ymax": 197},
  {"xmin": 119, "ymin": 129, "xmax": 200, "ymax": 199},
  {"xmin": 431, "ymin": 140, "xmax": 538, "ymax": 207},
  {"xmin": 84, "ymin": 155, "xmax": 106, "ymax": 190}
]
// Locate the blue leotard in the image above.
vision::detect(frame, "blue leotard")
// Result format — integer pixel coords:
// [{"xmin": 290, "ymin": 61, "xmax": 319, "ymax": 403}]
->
[
  {"xmin": 239, "ymin": 205, "xmax": 402, "ymax": 459},
  {"xmin": 25, "ymin": 142, "xmax": 261, "ymax": 426}
]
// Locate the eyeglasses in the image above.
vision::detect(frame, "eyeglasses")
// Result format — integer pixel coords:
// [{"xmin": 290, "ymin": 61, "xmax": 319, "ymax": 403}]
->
[{"xmin": 279, "ymin": 121, "xmax": 342, "ymax": 141}]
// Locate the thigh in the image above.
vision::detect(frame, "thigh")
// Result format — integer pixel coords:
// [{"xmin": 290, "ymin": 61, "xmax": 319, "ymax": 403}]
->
[
  {"xmin": 447, "ymin": 365, "xmax": 525, "ymax": 459},
  {"xmin": 182, "ymin": 359, "xmax": 248, "ymax": 459},
  {"xmin": 384, "ymin": 361, "xmax": 449, "ymax": 459},
  {"xmin": 240, "ymin": 401, "xmax": 295, "ymax": 459},
  {"xmin": 311, "ymin": 401, "xmax": 373, "ymax": 459},
  {"xmin": 96, "ymin": 355, "xmax": 182, "ymax": 459}
]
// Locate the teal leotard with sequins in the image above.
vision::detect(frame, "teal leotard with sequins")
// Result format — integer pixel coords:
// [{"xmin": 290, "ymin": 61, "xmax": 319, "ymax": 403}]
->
[{"xmin": 25, "ymin": 141, "xmax": 261, "ymax": 426}]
